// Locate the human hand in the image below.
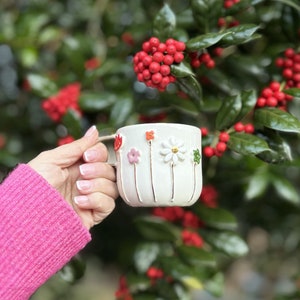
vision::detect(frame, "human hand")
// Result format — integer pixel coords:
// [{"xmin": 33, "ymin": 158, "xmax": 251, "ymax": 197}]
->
[{"xmin": 28, "ymin": 126, "xmax": 118, "ymax": 229}]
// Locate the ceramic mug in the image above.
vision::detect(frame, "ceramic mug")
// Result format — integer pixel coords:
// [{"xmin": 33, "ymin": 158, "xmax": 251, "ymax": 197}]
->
[{"xmin": 99, "ymin": 123, "xmax": 202, "ymax": 207}]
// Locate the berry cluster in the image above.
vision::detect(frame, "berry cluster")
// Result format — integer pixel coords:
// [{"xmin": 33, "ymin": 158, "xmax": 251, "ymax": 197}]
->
[
  {"xmin": 256, "ymin": 81, "xmax": 292, "ymax": 109},
  {"xmin": 276, "ymin": 48, "xmax": 300, "ymax": 88},
  {"xmin": 233, "ymin": 122, "xmax": 255, "ymax": 133},
  {"xmin": 224, "ymin": 0, "xmax": 240, "ymax": 9},
  {"xmin": 189, "ymin": 51, "xmax": 216, "ymax": 69},
  {"xmin": 42, "ymin": 83, "xmax": 82, "ymax": 122},
  {"xmin": 203, "ymin": 130, "xmax": 230, "ymax": 158},
  {"xmin": 181, "ymin": 229, "xmax": 204, "ymax": 248},
  {"xmin": 115, "ymin": 276, "xmax": 132, "ymax": 300},
  {"xmin": 146, "ymin": 267, "xmax": 164, "ymax": 280},
  {"xmin": 133, "ymin": 37, "xmax": 185, "ymax": 91}
]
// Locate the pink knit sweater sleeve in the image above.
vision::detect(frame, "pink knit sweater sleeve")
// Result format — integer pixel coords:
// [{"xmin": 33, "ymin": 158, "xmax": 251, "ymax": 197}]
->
[{"xmin": 0, "ymin": 164, "xmax": 91, "ymax": 299}]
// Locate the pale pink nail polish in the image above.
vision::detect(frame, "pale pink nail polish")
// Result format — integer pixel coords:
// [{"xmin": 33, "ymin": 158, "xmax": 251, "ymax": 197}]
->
[
  {"xmin": 74, "ymin": 195, "xmax": 89, "ymax": 205},
  {"xmin": 84, "ymin": 125, "xmax": 96, "ymax": 137},
  {"xmin": 83, "ymin": 149, "xmax": 98, "ymax": 162},
  {"xmin": 79, "ymin": 164, "xmax": 94, "ymax": 176},
  {"xmin": 76, "ymin": 180, "xmax": 92, "ymax": 191}
]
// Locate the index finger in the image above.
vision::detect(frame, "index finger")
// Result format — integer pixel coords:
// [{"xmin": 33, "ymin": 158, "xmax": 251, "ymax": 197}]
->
[{"xmin": 83, "ymin": 142, "xmax": 108, "ymax": 163}]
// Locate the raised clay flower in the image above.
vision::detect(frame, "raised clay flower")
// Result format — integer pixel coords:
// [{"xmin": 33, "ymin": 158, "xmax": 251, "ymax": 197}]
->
[
  {"xmin": 160, "ymin": 137, "xmax": 186, "ymax": 164},
  {"xmin": 114, "ymin": 134, "xmax": 123, "ymax": 151},
  {"xmin": 127, "ymin": 148, "xmax": 140, "ymax": 164}
]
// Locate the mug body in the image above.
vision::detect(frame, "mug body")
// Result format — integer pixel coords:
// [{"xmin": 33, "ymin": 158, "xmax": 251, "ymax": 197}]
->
[{"xmin": 114, "ymin": 123, "xmax": 202, "ymax": 207}]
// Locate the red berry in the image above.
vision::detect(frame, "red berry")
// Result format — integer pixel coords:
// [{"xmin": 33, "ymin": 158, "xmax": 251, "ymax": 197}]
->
[
  {"xmin": 160, "ymin": 65, "xmax": 171, "ymax": 76},
  {"xmin": 283, "ymin": 68, "xmax": 293, "ymax": 79},
  {"xmin": 200, "ymin": 127, "xmax": 208, "ymax": 136},
  {"xmin": 175, "ymin": 41, "xmax": 186, "ymax": 51},
  {"xmin": 152, "ymin": 73, "xmax": 163, "ymax": 84},
  {"xmin": 275, "ymin": 57, "xmax": 284, "ymax": 67},
  {"xmin": 234, "ymin": 122, "xmax": 244, "ymax": 132},
  {"xmin": 167, "ymin": 45, "xmax": 177, "ymax": 55},
  {"xmin": 205, "ymin": 59, "xmax": 215, "ymax": 69},
  {"xmin": 143, "ymin": 55, "xmax": 152, "ymax": 66},
  {"xmin": 199, "ymin": 53, "xmax": 211, "ymax": 63},
  {"xmin": 191, "ymin": 58, "xmax": 201, "ymax": 68},
  {"xmin": 284, "ymin": 48, "xmax": 295, "ymax": 58},
  {"xmin": 262, "ymin": 87, "xmax": 273, "ymax": 98},
  {"xmin": 166, "ymin": 38, "xmax": 175, "ymax": 45},
  {"xmin": 157, "ymin": 43, "xmax": 167, "ymax": 53},
  {"xmin": 216, "ymin": 142, "xmax": 227, "ymax": 152},
  {"xmin": 219, "ymin": 132, "xmax": 230, "ymax": 142},
  {"xmin": 174, "ymin": 52, "xmax": 184, "ymax": 63},
  {"xmin": 142, "ymin": 42, "xmax": 151, "ymax": 52},
  {"xmin": 244, "ymin": 124, "xmax": 255, "ymax": 134},
  {"xmin": 269, "ymin": 81, "xmax": 280, "ymax": 91},
  {"xmin": 149, "ymin": 37, "xmax": 160, "ymax": 48},
  {"xmin": 218, "ymin": 17, "xmax": 227, "ymax": 27},
  {"xmin": 266, "ymin": 96, "xmax": 278, "ymax": 107},
  {"xmin": 163, "ymin": 55, "xmax": 174, "ymax": 65},
  {"xmin": 142, "ymin": 69, "xmax": 151, "ymax": 80},
  {"xmin": 203, "ymin": 146, "xmax": 214, "ymax": 158},
  {"xmin": 149, "ymin": 62, "xmax": 160, "ymax": 73},
  {"xmin": 152, "ymin": 52, "xmax": 164, "ymax": 63},
  {"xmin": 213, "ymin": 47, "xmax": 223, "ymax": 56}
]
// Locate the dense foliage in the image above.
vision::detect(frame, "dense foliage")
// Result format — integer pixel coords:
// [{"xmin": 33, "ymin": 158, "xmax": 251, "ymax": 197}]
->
[{"xmin": 1, "ymin": 0, "xmax": 300, "ymax": 299}]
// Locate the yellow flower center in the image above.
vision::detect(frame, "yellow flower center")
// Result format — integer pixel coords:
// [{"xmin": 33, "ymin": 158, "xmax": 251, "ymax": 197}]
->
[{"xmin": 172, "ymin": 146, "xmax": 179, "ymax": 154}]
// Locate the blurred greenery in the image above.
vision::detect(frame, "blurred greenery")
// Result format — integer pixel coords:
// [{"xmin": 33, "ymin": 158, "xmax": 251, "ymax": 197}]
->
[{"xmin": 1, "ymin": 0, "xmax": 300, "ymax": 299}]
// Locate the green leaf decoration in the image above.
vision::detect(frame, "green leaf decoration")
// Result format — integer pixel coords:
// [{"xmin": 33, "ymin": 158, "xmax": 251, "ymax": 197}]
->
[
  {"xmin": 284, "ymin": 87, "xmax": 300, "ymax": 98},
  {"xmin": 194, "ymin": 205, "xmax": 238, "ymax": 230},
  {"xmin": 205, "ymin": 231, "xmax": 249, "ymax": 257},
  {"xmin": 227, "ymin": 132, "xmax": 270, "ymax": 155},
  {"xmin": 185, "ymin": 32, "xmax": 231, "ymax": 52},
  {"xmin": 271, "ymin": 174, "xmax": 300, "ymax": 205},
  {"xmin": 176, "ymin": 76, "xmax": 203, "ymax": 110},
  {"xmin": 135, "ymin": 216, "xmax": 180, "ymax": 242},
  {"xmin": 62, "ymin": 109, "xmax": 82, "ymax": 139},
  {"xmin": 215, "ymin": 94, "xmax": 242, "ymax": 130},
  {"xmin": 221, "ymin": 24, "xmax": 261, "ymax": 46},
  {"xmin": 79, "ymin": 92, "xmax": 116, "ymax": 112},
  {"xmin": 153, "ymin": 3, "xmax": 176, "ymax": 40},
  {"xmin": 254, "ymin": 107, "xmax": 300, "ymax": 133},
  {"xmin": 177, "ymin": 245, "xmax": 216, "ymax": 268},
  {"xmin": 27, "ymin": 74, "xmax": 57, "ymax": 97}
]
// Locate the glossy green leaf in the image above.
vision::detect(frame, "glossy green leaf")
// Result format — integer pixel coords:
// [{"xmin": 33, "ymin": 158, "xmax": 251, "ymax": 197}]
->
[
  {"xmin": 228, "ymin": 132, "xmax": 270, "ymax": 155},
  {"xmin": 135, "ymin": 216, "xmax": 179, "ymax": 242},
  {"xmin": 245, "ymin": 169, "xmax": 269, "ymax": 200},
  {"xmin": 237, "ymin": 90, "xmax": 257, "ymax": 121},
  {"xmin": 221, "ymin": 24, "xmax": 261, "ymax": 46},
  {"xmin": 171, "ymin": 62, "xmax": 195, "ymax": 78},
  {"xmin": 110, "ymin": 94, "xmax": 133, "ymax": 127},
  {"xmin": 205, "ymin": 231, "xmax": 249, "ymax": 257},
  {"xmin": 215, "ymin": 94, "xmax": 242, "ymax": 130},
  {"xmin": 79, "ymin": 92, "xmax": 116, "ymax": 112},
  {"xmin": 62, "ymin": 109, "xmax": 83, "ymax": 139},
  {"xmin": 195, "ymin": 205, "xmax": 238, "ymax": 230},
  {"xmin": 133, "ymin": 243, "xmax": 160, "ymax": 273},
  {"xmin": 176, "ymin": 76, "xmax": 203, "ymax": 110},
  {"xmin": 27, "ymin": 74, "xmax": 57, "ymax": 98},
  {"xmin": 254, "ymin": 107, "xmax": 300, "ymax": 133},
  {"xmin": 177, "ymin": 245, "xmax": 216, "ymax": 268},
  {"xmin": 271, "ymin": 175, "xmax": 300, "ymax": 205},
  {"xmin": 284, "ymin": 87, "xmax": 300, "ymax": 98},
  {"xmin": 153, "ymin": 3, "xmax": 176, "ymax": 40},
  {"xmin": 186, "ymin": 32, "xmax": 231, "ymax": 51},
  {"xmin": 204, "ymin": 272, "xmax": 224, "ymax": 298}
]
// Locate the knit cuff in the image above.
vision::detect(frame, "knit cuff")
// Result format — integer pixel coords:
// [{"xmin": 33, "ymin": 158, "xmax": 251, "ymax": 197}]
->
[{"xmin": 0, "ymin": 164, "xmax": 91, "ymax": 299}]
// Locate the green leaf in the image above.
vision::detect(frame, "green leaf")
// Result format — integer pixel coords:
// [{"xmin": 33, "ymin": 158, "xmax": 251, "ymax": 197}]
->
[
  {"xmin": 171, "ymin": 62, "xmax": 195, "ymax": 78},
  {"xmin": 215, "ymin": 94, "xmax": 242, "ymax": 130},
  {"xmin": 237, "ymin": 90, "xmax": 257, "ymax": 121},
  {"xmin": 62, "ymin": 109, "xmax": 83, "ymax": 139},
  {"xmin": 110, "ymin": 94, "xmax": 133, "ymax": 127},
  {"xmin": 205, "ymin": 231, "xmax": 249, "ymax": 257},
  {"xmin": 284, "ymin": 87, "xmax": 300, "ymax": 98},
  {"xmin": 79, "ymin": 92, "xmax": 116, "ymax": 112},
  {"xmin": 204, "ymin": 273, "xmax": 224, "ymax": 298},
  {"xmin": 195, "ymin": 205, "xmax": 238, "ymax": 230},
  {"xmin": 245, "ymin": 169, "xmax": 269, "ymax": 200},
  {"xmin": 176, "ymin": 76, "xmax": 203, "ymax": 110},
  {"xmin": 186, "ymin": 32, "xmax": 231, "ymax": 51},
  {"xmin": 153, "ymin": 3, "xmax": 176, "ymax": 40},
  {"xmin": 134, "ymin": 243, "xmax": 160, "ymax": 273},
  {"xmin": 254, "ymin": 107, "xmax": 300, "ymax": 133},
  {"xmin": 228, "ymin": 132, "xmax": 270, "ymax": 155},
  {"xmin": 135, "ymin": 216, "xmax": 180, "ymax": 242},
  {"xmin": 271, "ymin": 175, "xmax": 300, "ymax": 205},
  {"xmin": 221, "ymin": 24, "xmax": 261, "ymax": 46},
  {"xmin": 27, "ymin": 74, "xmax": 57, "ymax": 97},
  {"xmin": 177, "ymin": 245, "xmax": 216, "ymax": 268}
]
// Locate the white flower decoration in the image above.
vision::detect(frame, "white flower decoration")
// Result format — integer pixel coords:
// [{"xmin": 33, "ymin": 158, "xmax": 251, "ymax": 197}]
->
[{"xmin": 160, "ymin": 137, "xmax": 186, "ymax": 164}]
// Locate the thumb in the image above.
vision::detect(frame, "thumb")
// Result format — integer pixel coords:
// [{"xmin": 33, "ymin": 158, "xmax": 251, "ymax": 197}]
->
[{"xmin": 52, "ymin": 126, "xmax": 99, "ymax": 167}]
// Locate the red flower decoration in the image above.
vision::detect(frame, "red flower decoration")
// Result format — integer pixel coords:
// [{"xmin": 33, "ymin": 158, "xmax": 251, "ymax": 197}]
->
[{"xmin": 114, "ymin": 134, "xmax": 123, "ymax": 151}]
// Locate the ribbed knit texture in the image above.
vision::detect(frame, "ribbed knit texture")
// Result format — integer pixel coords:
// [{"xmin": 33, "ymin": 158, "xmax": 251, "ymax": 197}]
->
[{"xmin": 0, "ymin": 164, "xmax": 91, "ymax": 299}]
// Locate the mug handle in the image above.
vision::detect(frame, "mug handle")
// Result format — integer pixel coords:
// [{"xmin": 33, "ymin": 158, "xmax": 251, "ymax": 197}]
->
[{"xmin": 98, "ymin": 134, "xmax": 117, "ymax": 166}]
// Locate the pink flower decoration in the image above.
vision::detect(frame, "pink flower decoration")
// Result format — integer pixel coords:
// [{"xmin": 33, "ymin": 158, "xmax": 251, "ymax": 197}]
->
[{"xmin": 127, "ymin": 148, "xmax": 140, "ymax": 164}]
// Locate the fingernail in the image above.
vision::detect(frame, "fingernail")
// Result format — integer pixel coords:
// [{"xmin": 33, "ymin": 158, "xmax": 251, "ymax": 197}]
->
[
  {"xmin": 84, "ymin": 125, "xmax": 96, "ymax": 137},
  {"xmin": 76, "ymin": 180, "xmax": 92, "ymax": 191},
  {"xmin": 74, "ymin": 195, "xmax": 89, "ymax": 205},
  {"xmin": 79, "ymin": 164, "xmax": 94, "ymax": 176},
  {"xmin": 83, "ymin": 149, "xmax": 97, "ymax": 162}
]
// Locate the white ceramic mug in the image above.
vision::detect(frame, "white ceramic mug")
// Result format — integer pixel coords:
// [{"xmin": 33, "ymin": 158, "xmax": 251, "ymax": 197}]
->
[{"xmin": 99, "ymin": 123, "xmax": 202, "ymax": 207}]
